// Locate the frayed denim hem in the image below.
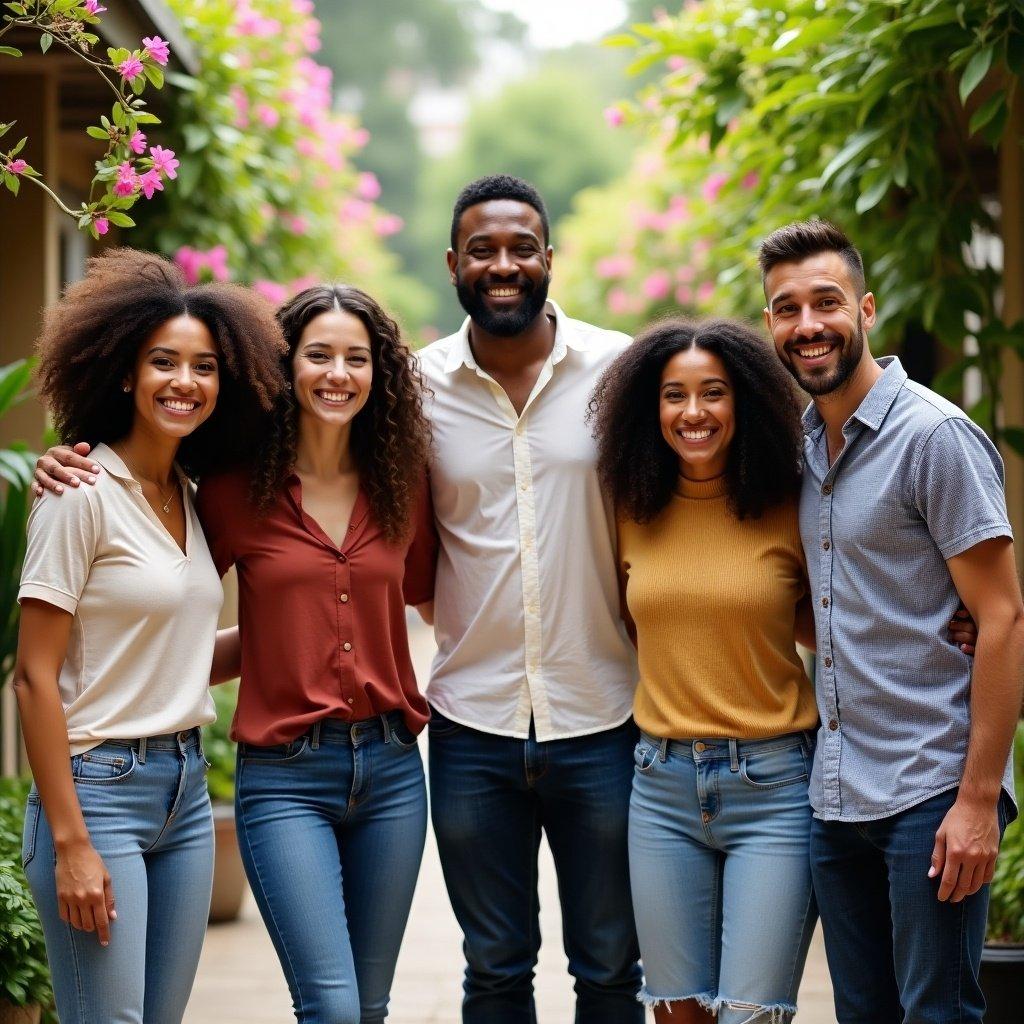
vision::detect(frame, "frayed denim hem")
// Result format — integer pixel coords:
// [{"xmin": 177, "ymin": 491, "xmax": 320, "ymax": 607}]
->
[{"xmin": 637, "ymin": 989, "xmax": 797, "ymax": 1023}]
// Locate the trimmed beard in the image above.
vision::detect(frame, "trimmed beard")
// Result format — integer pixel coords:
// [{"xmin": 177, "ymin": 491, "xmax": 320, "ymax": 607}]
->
[
  {"xmin": 783, "ymin": 313, "xmax": 865, "ymax": 396},
  {"xmin": 455, "ymin": 273, "xmax": 551, "ymax": 337}
]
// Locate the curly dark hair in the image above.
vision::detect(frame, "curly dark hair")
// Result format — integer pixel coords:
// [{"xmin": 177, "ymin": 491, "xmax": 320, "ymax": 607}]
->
[
  {"xmin": 589, "ymin": 316, "xmax": 803, "ymax": 523},
  {"xmin": 35, "ymin": 248, "xmax": 288, "ymax": 478},
  {"xmin": 450, "ymin": 174, "xmax": 549, "ymax": 249},
  {"xmin": 251, "ymin": 284, "xmax": 432, "ymax": 543}
]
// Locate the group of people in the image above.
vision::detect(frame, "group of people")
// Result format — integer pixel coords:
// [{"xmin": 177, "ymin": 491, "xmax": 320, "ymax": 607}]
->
[{"xmin": 14, "ymin": 173, "xmax": 1023, "ymax": 1024}]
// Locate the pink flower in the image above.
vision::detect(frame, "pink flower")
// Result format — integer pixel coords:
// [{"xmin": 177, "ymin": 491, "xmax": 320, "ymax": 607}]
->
[
  {"xmin": 289, "ymin": 274, "xmax": 319, "ymax": 294},
  {"xmin": 139, "ymin": 168, "xmax": 164, "ymax": 199},
  {"xmin": 596, "ymin": 255, "xmax": 633, "ymax": 280},
  {"xmin": 697, "ymin": 281, "xmax": 715, "ymax": 303},
  {"xmin": 666, "ymin": 195, "xmax": 690, "ymax": 224},
  {"xmin": 607, "ymin": 288, "xmax": 632, "ymax": 316},
  {"xmin": 84, "ymin": 0, "xmax": 106, "ymax": 14},
  {"xmin": 129, "ymin": 130, "xmax": 147, "ymax": 155},
  {"xmin": 293, "ymin": 0, "xmax": 315, "ymax": 13},
  {"xmin": 148, "ymin": 145, "xmax": 178, "ymax": 180},
  {"xmin": 604, "ymin": 106, "xmax": 625, "ymax": 128},
  {"xmin": 118, "ymin": 56, "xmax": 144, "ymax": 81},
  {"xmin": 94, "ymin": 216, "xmax": 110, "ymax": 235},
  {"xmin": 254, "ymin": 280, "xmax": 288, "ymax": 304},
  {"xmin": 256, "ymin": 104, "xmax": 280, "ymax": 128},
  {"xmin": 142, "ymin": 36, "xmax": 170, "ymax": 66},
  {"xmin": 667, "ymin": 56, "xmax": 687, "ymax": 72},
  {"xmin": 676, "ymin": 264, "xmax": 696, "ymax": 283},
  {"xmin": 6, "ymin": 159, "xmax": 27, "ymax": 175},
  {"xmin": 174, "ymin": 247, "xmax": 203, "ymax": 285},
  {"xmin": 642, "ymin": 271, "xmax": 671, "ymax": 302},
  {"xmin": 356, "ymin": 172, "xmax": 381, "ymax": 201},
  {"xmin": 741, "ymin": 171, "xmax": 759, "ymax": 190},
  {"xmin": 339, "ymin": 198, "xmax": 371, "ymax": 224},
  {"xmin": 701, "ymin": 172, "xmax": 727, "ymax": 204},
  {"xmin": 114, "ymin": 161, "xmax": 138, "ymax": 196},
  {"xmin": 350, "ymin": 127, "xmax": 370, "ymax": 149},
  {"xmin": 206, "ymin": 245, "xmax": 230, "ymax": 282},
  {"xmin": 285, "ymin": 214, "xmax": 309, "ymax": 236},
  {"xmin": 675, "ymin": 284, "xmax": 694, "ymax": 305},
  {"xmin": 296, "ymin": 138, "xmax": 318, "ymax": 158},
  {"xmin": 374, "ymin": 214, "xmax": 403, "ymax": 237}
]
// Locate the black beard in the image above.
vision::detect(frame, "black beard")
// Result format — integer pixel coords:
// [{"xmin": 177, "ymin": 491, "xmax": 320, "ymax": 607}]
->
[
  {"xmin": 455, "ymin": 274, "xmax": 550, "ymax": 337},
  {"xmin": 782, "ymin": 318, "xmax": 865, "ymax": 397}
]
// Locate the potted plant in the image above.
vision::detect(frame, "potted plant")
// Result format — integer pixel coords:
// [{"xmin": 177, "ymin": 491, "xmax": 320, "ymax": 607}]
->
[
  {"xmin": 980, "ymin": 722, "xmax": 1024, "ymax": 1020},
  {"xmin": 0, "ymin": 778, "xmax": 54, "ymax": 1024},
  {"xmin": 203, "ymin": 681, "xmax": 248, "ymax": 923}
]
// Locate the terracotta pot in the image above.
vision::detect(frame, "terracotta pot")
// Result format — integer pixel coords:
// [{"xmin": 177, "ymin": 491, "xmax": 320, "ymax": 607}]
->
[
  {"xmin": 0, "ymin": 1003, "xmax": 41, "ymax": 1024},
  {"xmin": 208, "ymin": 802, "xmax": 248, "ymax": 924},
  {"xmin": 980, "ymin": 944, "xmax": 1024, "ymax": 1022}
]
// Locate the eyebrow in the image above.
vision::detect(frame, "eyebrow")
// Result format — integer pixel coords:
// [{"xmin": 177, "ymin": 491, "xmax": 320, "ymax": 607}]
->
[
  {"xmin": 770, "ymin": 284, "xmax": 844, "ymax": 309},
  {"xmin": 662, "ymin": 376, "xmax": 730, "ymax": 388},
  {"xmin": 464, "ymin": 232, "xmax": 541, "ymax": 247},
  {"xmin": 147, "ymin": 346, "xmax": 219, "ymax": 359},
  {"xmin": 301, "ymin": 342, "xmax": 371, "ymax": 354}
]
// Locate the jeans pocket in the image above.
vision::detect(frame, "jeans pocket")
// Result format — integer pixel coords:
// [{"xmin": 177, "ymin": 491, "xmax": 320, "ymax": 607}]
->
[
  {"xmin": 427, "ymin": 711, "xmax": 463, "ymax": 738},
  {"xmin": 389, "ymin": 721, "xmax": 420, "ymax": 751},
  {"xmin": 739, "ymin": 744, "xmax": 808, "ymax": 790},
  {"xmin": 240, "ymin": 736, "xmax": 311, "ymax": 765},
  {"xmin": 22, "ymin": 792, "xmax": 41, "ymax": 868},
  {"xmin": 72, "ymin": 746, "xmax": 137, "ymax": 785},
  {"xmin": 633, "ymin": 740, "xmax": 659, "ymax": 774}
]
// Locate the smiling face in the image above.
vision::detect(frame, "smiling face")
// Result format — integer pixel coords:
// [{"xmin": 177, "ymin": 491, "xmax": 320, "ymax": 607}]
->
[
  {"xmin": 659, "ymin": 346, "xmax": 736, "ymax": 481},
  {"xmin": 291, "ymin": 309, "xmax": 373, "ymax": 429},
  {"xmin": 447, "ymin": 198, "xmax": 553, "ymax": 337},
  {"xmin": 763, "ymin": 251, "xmax": 876, "ymax": 396},
  {"xmin": 126, "ymin": 315, "xmax": 220, "ymax": 440}
]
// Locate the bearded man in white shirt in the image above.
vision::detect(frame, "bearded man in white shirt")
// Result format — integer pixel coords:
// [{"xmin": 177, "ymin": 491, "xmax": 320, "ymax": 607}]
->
[{"xmin": 418, "ymin": 175, "xmax": 644, "ymax": 1023}]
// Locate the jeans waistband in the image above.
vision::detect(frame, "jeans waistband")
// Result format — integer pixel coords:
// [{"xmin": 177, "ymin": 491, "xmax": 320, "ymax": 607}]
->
[
  {"xmin": 640, "ymin": 729, "xmax": 815, "ymax": 767},
  {"xmin": 299, "ymin": 711, "xmax": 406, "ymax": 749},
  {"xmin": 99, "ymin": 727, "xmax": 203, "ymax": 764}
]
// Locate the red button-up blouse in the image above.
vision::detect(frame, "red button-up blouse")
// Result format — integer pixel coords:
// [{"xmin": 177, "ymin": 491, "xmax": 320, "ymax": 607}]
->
[{"xmin": 196, "ymin": 470, "xmax": 437, "ymax": 746}]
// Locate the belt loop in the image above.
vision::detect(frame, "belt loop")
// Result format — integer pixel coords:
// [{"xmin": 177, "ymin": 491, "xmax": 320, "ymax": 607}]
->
[
  {"xmin": 658, "ymin": 736, "xmax": 669, "ymax": 763},
  {"xmin": 729, "ymin": 739, "xmax": 739, "ymax": 773},
  {"xmin": 381, "ymin": 714, "xmax": 392, "ymax": 744},
  {"xmin": 137, "ymin": 736, "xmax": 147, "ymax": 764},
  {"xmin": 310, "ymin": 721, "xmax": 321, "ymax": 750}
]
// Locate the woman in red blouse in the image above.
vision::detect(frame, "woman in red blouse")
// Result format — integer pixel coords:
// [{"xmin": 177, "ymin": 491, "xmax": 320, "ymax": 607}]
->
[{"xmin": 196, "ymin": 285, "xmax": 437, "ymax": 1024}]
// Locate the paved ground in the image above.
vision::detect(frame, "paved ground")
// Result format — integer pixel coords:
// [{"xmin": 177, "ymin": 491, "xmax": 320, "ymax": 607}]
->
[{"xmin": 186, "ymin": 620, "xmax": 837, "ymax": 1023}]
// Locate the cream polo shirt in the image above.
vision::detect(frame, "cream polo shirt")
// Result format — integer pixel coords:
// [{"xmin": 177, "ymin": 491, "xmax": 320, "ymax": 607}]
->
[
  {"xmin": 18, "ymin": 444, "xmax": 220, "ymax": 755},
  {"xmin": 418, "ymin": 301, "xmax": 638, "ymax": 740}
]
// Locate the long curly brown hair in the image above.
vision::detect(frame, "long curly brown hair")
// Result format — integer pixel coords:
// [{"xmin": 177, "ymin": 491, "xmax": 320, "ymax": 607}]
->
[
  {"xmin": 35, "ymin": 248, "xmax": 288, "ymax": 478},
  {"xmin": 251, "ymin": 285, "xmax": 432, "ymax": 543}
]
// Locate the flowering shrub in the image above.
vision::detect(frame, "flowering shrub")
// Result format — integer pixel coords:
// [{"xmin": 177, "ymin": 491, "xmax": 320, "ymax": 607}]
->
[
  {"xmin": 560, "ymin": 0, "xmax": 1024, "ymax": 448},
  {"xmin": 133, "ymin": 0, "xmax": 429, "ymax": 326},
  {"xmin": 0, "ymin": 0, "xmax": 175, "ymax": 237}
]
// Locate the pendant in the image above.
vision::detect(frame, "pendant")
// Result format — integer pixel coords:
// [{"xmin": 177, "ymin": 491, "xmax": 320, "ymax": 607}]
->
[{"xmin": 162, "ymin": 500, "xmax": 171, "ymax": 514}]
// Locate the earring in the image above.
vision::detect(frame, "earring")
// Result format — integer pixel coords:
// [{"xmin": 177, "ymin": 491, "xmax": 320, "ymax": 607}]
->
[{"xmin": 122, "ymin": 385, "xmax": 131, "ymax": 393}]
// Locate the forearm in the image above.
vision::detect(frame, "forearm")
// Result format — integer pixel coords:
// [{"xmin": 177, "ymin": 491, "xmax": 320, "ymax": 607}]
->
[
  {"xmin": 13, "ymin": 668, "xmax": 89, "ymax": 849},
  {"xmin": 959, "ymin": 611, "xmax": 1024, "ymax": 805},
  {"xmin": 794, "ymin": 596, "xmax": 817, "ymax": 651},
  {"xmin": 210, "ymin": 626, "xmax": 241, "ymax": 684}
]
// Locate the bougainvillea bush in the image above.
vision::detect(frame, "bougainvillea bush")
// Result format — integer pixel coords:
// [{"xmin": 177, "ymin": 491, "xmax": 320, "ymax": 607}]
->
[
  {"xmin": 132, "ymin": 0, "xmax": 431, "ymax": 327},
  {"xmin": 559, "ymin": 0, "xmax": 1024, "ymax": 446}
]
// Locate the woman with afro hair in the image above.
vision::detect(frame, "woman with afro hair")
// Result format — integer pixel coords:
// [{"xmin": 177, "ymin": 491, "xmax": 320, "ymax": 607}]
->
[
  {"xmin": 39, "ymin": 281, "xmax": 438, "ymax": 1023},
  {"xmin": 589, "ymin": 317, "xmax": 820, "ymax": 1024},
  {"xmin": 14, "ymin": 247, "xmax": 288, "ymax": 1024}
]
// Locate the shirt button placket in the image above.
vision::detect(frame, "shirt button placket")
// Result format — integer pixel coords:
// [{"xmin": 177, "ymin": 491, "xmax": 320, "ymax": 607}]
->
[{"xmin": 819, "ymin": 474, "xmax": 842, "ymax": 813}]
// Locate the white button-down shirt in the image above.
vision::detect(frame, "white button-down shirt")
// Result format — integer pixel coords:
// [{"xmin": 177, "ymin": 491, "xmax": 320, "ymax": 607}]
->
[{"xmin": 418, "ymin": 301, "xmax": 638, "ymax": 740}]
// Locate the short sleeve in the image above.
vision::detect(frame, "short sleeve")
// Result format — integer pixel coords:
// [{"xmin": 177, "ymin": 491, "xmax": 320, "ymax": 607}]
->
[
  {"xmin": 912, "ymin": 416, "xmax": 1012, "ymax": 559},
  {"xmin": 18, "ymin": 487, "xmax": 100, "ymax": 614},
  {"xmin": 402, "ymin": 477, "xmax": 438, "ymax": 605},
  {"xmin": 196, "ymin": 472, "xmax": 241, "ymax": 576}
]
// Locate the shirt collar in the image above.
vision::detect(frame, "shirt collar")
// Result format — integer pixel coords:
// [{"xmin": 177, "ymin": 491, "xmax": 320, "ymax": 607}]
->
[
  {"xmin": 801, "ymin": 355, "xmax": 906, "ymax": 435},
  {"xmin": 441, "ymin": 299, "xmax": 586, "ymax": 374},
  {"xmin": 91, "ymin": 442, "xmax": 189, "ymax": 487}
]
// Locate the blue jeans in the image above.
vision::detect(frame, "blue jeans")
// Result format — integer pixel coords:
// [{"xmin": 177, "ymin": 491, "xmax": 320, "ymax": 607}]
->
[
  {"xmin": 810, "ymin": 786, "xmax": 1013, "ymax": 1024},
  {"xmin": 428, "ymin": 710, "xmax": 643, "ymax": 1024},
  {"xmin": 629, "ymin": 731, "xmax": 817, "ymax": 1024},
  {"xmin": 23, "ymin": 730, "xmax": 213, "ymax": 1024},
  {"xmin": 236, "ymin": 714, "xmax": 427, "ymax": 1024}
]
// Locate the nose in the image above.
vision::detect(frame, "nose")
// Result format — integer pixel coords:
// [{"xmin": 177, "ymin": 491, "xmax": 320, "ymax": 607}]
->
[
  {"xmin": 492, "ymin": 247, "xmax": 519, "ymax": 276},
  {"xmin": 793, "ymin": 307, "xmax": 825, "ymax": 339},
  {"xmin": 326, "ymin": 358, "xmax": 350, "ymax": 381},
  {"xmin": 680, "ymin": 394, "xmax": 705, "ymax": 421},
  {"xmin": 172, "ymin": 367, "xmax": 197, "ymax": 391}
]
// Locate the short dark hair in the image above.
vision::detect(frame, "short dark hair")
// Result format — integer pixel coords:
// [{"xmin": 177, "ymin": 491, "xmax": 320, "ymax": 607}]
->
[
  {"xmin": 450, "ymin": 174, "xmax": 550, "ymax": 250},
  {"xmin": 589, "ymin": 317, "xmax": 803, "ymax": 523},
  {"xmin": 758, "ymin": 220, "xmax": 865, "ymax": 298},
  {"xmin": 36, "ymin": 248, "xmax": 287, "ymax": 479}
]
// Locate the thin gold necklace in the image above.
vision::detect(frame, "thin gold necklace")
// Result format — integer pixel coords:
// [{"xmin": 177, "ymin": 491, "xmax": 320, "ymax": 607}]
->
[{"xmin": 115, "ymin": 446, "xmax": 178, "ymax": 515}]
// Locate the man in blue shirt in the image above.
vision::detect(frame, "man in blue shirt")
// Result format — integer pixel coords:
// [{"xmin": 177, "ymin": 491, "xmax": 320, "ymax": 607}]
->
[{"xmin": 759, "ymin": 219, "xmax": 1023, "ymax": 1024}]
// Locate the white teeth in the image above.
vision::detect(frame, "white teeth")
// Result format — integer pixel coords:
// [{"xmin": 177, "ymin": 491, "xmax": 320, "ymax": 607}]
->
[
  {"xmin": 161, "ymin": 400, "xmax": 197, "ymax": 412},
  {"xmin": 316, "ymin": 390, "xmax": 353, "ymax": 404},
  {"xmin": 796, "ymin": 345, "xmax": 833, "ymax": 359},
  {"xmin": 679, "ymin": 429, "xmax": 713, "ymax": 440},
  {"xmin": 487, "ymin": 287, "xmax": 521, "ymax": 297}
]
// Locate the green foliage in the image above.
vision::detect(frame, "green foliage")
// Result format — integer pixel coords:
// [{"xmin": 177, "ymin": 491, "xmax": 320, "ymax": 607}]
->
[
  {"xmin": 988, "ymin": 722, "xmax": 1024, "ymax": 944},
  {"xmin": 560, "ymin": 0, "xmax": 1024, "ymax": 444},
  {"xmin": 0, "ymin": 359, "xmax": 38, "ymax": 684},
  {"xmin": 202, "ymin": 681, "xmax": 238, "ymax": 804},
  {"xmin": 0, "ymin": 777, "xmax": 53, "ymax": 1015}
]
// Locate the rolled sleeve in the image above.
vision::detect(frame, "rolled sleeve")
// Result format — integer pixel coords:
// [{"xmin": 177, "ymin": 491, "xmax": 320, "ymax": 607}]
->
[
  {"xmin": 18, "ymin": 488, "xmax": 99, "ymax": 615},
  {"xmin": 912, "ymin": 417, "xmax": 1012, "ymax": 559},
  {"xmin": 402, "ymin": 478, "xmax": 438, "ymax": 606},
  {"xmin": 195, "ymin": 472, "xmax": 242, "ymax": 576}
]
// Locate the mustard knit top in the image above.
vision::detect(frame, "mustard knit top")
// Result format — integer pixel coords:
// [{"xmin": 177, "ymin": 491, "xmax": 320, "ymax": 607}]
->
[{"xmin": 618, "ymin": 474, "xmax": 818, "ymax": 740}]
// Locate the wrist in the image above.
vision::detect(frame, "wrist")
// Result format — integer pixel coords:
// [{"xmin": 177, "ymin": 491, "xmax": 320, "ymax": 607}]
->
[
  {"xmin": 955, "ymin": 785, "xmax": 1000, "ymax": 809},
  {"xmin": 52, "ymin": 830, "xmax": 92, "ymax": 853}
]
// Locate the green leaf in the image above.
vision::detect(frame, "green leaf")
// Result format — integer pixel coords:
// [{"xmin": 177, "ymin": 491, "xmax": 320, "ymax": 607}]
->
[
  {"xmin": 86, "ymin": 125, "xmax": 108, "ymax": 140},
  {"xmin": 105, "ymin": 212, "xmax": 135, "ymax": 227},
  {"xmin": 183, "ymin": 125, "xmax": 210, "ymax": 152},
  {"xmin": 820, "ymin": 126, "xmax": 887, "ymax": 185},
  {"xmin": 3, "ymin": 171, "xmax": 18, "ymax": 196},
  {"xmin": 855, "ymin": 170, "xmax": 892, "ymax": 214},
  {"xmin": 959, "ymin": 46, "xmax": 993, "ymax": 104},
  {"xmin": 9, "ymin": 135, "xmax": 26, "ymax": 156},
  {"xmin": 0, "ymin": 359, "xmax": 33, "ymax": 417},
  {"xmin": 969, "ymin": 92, "xmax": 1004, "ymax": 136},
  {"xmin": 165, "ymin": 71, "xmax": 199, "ymax": 91},
  {"xmin": 39, "ymin": 33, "xmax": 51, "ymax": 54},
  {"xmin": 603, "ymin": 33, "xmax": 640, "ymax": 48},
  {"xmin": 132, "ymin": 111, "xmax": 160, "ymax": 125},
  {"xmin": 112, "ymin": 102, "xmax": 127, "ymax": 128},
  {"xmin": 144, "ymin": 64, "xmax": 164, "ymax": 89},
  {"xmin": 4, "ymin": 3, "xmax": 27, "ymax": 14},
  {"xmin": 0, "ymin": 46, "xmax": 23, "ymax": 57}
]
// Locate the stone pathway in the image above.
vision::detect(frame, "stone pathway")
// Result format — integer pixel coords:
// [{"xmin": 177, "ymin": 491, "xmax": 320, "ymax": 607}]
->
[{"xmin": 186, "ymin": 620, "xmax": 837, "ymax": 1023}]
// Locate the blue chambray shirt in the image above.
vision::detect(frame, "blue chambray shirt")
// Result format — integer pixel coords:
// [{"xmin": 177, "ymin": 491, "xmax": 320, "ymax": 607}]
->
[{"xmin": 800, "ymin": 356, "xmax": 1016, "ymax": 822}]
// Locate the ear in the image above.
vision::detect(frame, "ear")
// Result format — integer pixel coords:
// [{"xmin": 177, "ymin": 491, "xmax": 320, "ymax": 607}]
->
[
  {"xmin": 860, "ymin": 291, "xmax": 876, "ymax": 330},
  {"xmin": 446, "ymin": 248, "xmax": 457, "ymax": 286},
  {"xmin": 762, "ymin": 306, "xmax": 771, "ymax": 334},
  {"xmin": 545, "ymin": 245, "xmax": 554, "ymax": 274}
]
